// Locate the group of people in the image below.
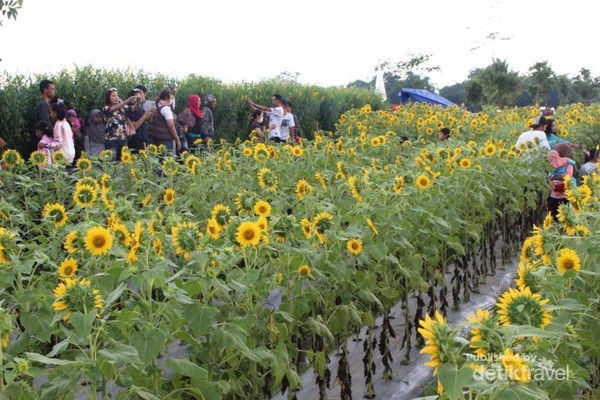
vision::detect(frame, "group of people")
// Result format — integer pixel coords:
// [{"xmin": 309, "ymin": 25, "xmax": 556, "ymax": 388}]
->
[
  {"xmin": 515, "ymin": 111, "xmax": 598, "ymax": 217},
  {"xmin": 245, "ymin": 94, "xmax": 301, "ymax": 143},
  {"xmin": 31, "ymin": 80, "xmax": 220, "ymax": 164}
]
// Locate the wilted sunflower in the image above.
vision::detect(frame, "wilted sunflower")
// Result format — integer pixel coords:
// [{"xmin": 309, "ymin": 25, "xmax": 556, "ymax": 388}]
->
[
  {"xmin": 416, "ymin": 174, "xmax": 432, "ymax": 190},
  {"xmin": 52, "ymin": 278, "xmax": 104, "ymax": 322},
  {"xmin": 163, "ymin": 188, "xmax": 175, "ymax": 206},
  {"xmin": 57, "ymin": 258, "xmax": 78, "ymax": 279},
  {"xmin": 346, "ymin": 238, "xmax": 363, "ymax": 256},
  {"xmin": 557, "ymin": 248, "xmax": 581, "ymax": 274},
  {"xmin": 171, "ymin": 221, "xmax": 202, "ymax": 260},
  {"xmin": 73, "ymin": 184, "xmax": 98, "ymax": 208},
  {"xmin": 235, "ymin": 221, "xmax": 262, "ymax": 248},
  {"xmin": 501, "ymin": 348, "xmax": 531, "ymax": 383},
  {"xmin": 42, "ymin": 203, "xmax": 68, "ymax": 228},
  {"xmin": 418, "ymin": 311, "xmax": 448, "ymax": 396},
  {"xmin": 75, "ymin": 157, "xmax": 92, "ymax": 172},
  {"xmin": 211, "ymin": 204, "xmax": 232, "ymax": 228},
  {"xmin": 295, "ymin": 179, "xmax": 313, "ymax": 201},
  {"xmin": 496, "ymin": 286, "xmax": 552, "ymax": 329},
  {"xmin": 84, "ymin": 226, "xmax": 114, "ymax": 256},
  {"xmin": 253, "ymin": 201, "xmax": 272, "ymax": 218}
]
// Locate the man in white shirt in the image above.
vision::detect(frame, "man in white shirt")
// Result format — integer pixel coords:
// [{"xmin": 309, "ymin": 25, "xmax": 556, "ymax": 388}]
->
[
  {"xmin": 246, "ymin": 94, "xmax": 285, "ymax": 142},
  {"xmin": 515, "ymin": 116, "xmax": 550, "ymax": 151}
]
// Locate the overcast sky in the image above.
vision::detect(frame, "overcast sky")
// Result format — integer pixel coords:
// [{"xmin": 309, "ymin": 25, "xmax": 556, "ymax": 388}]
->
[{"xmin": 0, "ymin": 0, "xmax": 597, "ymax": 90}]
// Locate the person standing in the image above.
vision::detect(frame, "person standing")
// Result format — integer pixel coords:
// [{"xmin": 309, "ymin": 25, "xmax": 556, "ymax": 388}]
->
[
  {"xmin": 31, "ymin": 80, "xmax": 56, "ymax": 154},
  {"xmin": 102, "ymin": 88, "xmax": 139, "ymax": 161},
  {"xmin": 287, "ymin": 100, "xmax": 301, "ymax": 142},
  {"xmin": 84, "ymin": 109, "xmax": 106, "ymax": 156},
  {"xmin": 50, "ymin": 102, "xmax": 76, "ymax": 164},
  {"xmin": 125, "ymin": 88, "xmax": 154, "ymax": 153},
  {"xmin": 515, "ymin": 116, "xmax": 550, "ymax": 151},
  {"xmin": 200, "ymin": 94, "xmax": 217, "ymax": 141},
  {"xmin": 148, "ymin": 88, "xmax": 181, "ymax": 154},
  {"xmin": 279, "ymin": 100, "xmax": 296, "ymax": 142},
  {"xmin": 245, "ymin": 94, "xmax": 284, "ymax": 142},
  {"xmin": 177, "ymin": 94, "xmax": 203, "ymax": 148},
  {"xmin": 580, "ymin": 147, "xmax": 599, "ymax": 177}
]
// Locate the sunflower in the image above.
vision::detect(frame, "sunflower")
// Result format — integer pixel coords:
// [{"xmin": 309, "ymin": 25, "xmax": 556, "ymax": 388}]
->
[
  {"xmin": 515, "ymin": 262, "xmax": 539, "ymax": 292},
  {"xmin": 206, "ymin": 218, "xmax": 222, "ymax": 240},
  {"xmin": 152, "ymin": 238, "xmax": 163, "ymax": 256},
  {"xmin": 295, "ymin": 179, "xmax": 313, "ymax": 201},
  {"xmin": 57, "ymin": 258, "xmax": 78, "ymax": 278},
  {"xmin": 542, "ymin": 212, "xmax": 553, "ymax": 230},
  {"xmin": 162, "ymin": 158, "xmax": 179, "ymax": 176},
  {"xmin": 163, "ymin": 188, "xmax": 175, "ymax": 206},
  {"xmin": 315, "ymin": 173, "xmax": 328, "ymax": 190},
  {"xmin": 235, "ymin": 221, "xmax": 261, "ymax": 248},
  {"xmin": 75, "ymin": 157, "xmax": 92, "ymax": 172},
  {"xmin": 346, "ymin": 238, "xmax": 363, "ymax": 256},
  {"xmin": 483, "ymin": 143, "xmax": 496, "ymax": 156},
  {"xmin": 64, "ymin": 230, "xmax": 78, "ymax": 254},
  {"xmin": 99, "ymin": 149, "xmax": 113, "ymax": 161},
  {"xmin": 141, "ymin": 194, "xmax": 152, "ymax": 206},
  {"xmin": 297, "ymin": 264, "xmax": 312, "ymax": 277},
  {"xmin": 501, "ymin": 348, "xmax": 531, "ymax": 383},
  {"xmin": 30, "ymin": 151, "xmax": 47, "ymax": 168},
  {"xmin": 253, "ymin": 143, "xmax": 270, "ymax": 161},
  {"xmin": 459, "ymin": 158, "xmax": 472, "ymax": 169},
  {"xmin": 392, "ymin": 176, "xmax": 405, "ymax": 193},
  {"xmin": 111, "ymin": 223, "xmax": 131, "ymax": 247},
  {"xmin": 290, "ymin": 146, "xmax": 304, "ymax": 157},
  {"xmin": 370, "ymin": 137, "xmax": 381, "ymax": 147},
  {"xmin": 84, "ymin": 226, "xmax": 114, "ymax": 256},
  {"xmin": 347, "ymin": 176, "xmax": 364, "ymax": 202},
  {"xmin": 42, "ymin": 203, "xmax": 68, "ymax": 228},
  {"xmin": 418, "ymin": 311, "xmax": 448, "ymax": 396},
  {"xmin": 366, "ymin": 218, "xmax": 379, "ymax": 236},
  {"xmin": 496, "ymin": 286, "xmax": 552, "ymax": 329},
  {"xmin": 171, "ymin": 221, "xmax": 202, "ymax": 260},
  {"xmin": 557, "ymin": 248, "xmax": 581, "ymax": 274},
  {"xmin": 52, "ymin": 278, "xmax": 104, "ymax": 322},
  {"xmin": 416, "ymin": 174, "xmax": 432, "ymax": 190},
  {"xmin": 235, "ymin": 191, "xmax": 254, "ymax": 215},
  {"xmin": 121, "ymin": 151, "xmax": 132, "ymax": 164},
  {"xmin": 2, "ymin": 149, "xmax": 23, "ymax": 167},
  {"xmin": 0, "ymin": 228, "xmax": 16, "ymax": 263},
  {"xmin": 466, "ymin": 308, "xmax": 494, "ymax": 357},
  {"xmin": 253, "ymin": 201, "xmax": 272, "ymax": 218},
  {"xmin": 146, "ymin": 144, "xmax": 158, "ymax": 155},
  {"xmin": 211, "ymin": 204, "xmax": 232, "ymax": 228},
  {"xmin": 300, "ymin": 218, "xmax": 312, "ymax": 238},
  {"xmin": 257, "ymin": 167, "xmax": 278, "ymax": 193},
  {"xmin": 73, "ymin": 184, "xmax": 98, "ymax": 208},
  {"xmin": 242, "ymin": 147, "xmax": 253, "ymax": 157}
]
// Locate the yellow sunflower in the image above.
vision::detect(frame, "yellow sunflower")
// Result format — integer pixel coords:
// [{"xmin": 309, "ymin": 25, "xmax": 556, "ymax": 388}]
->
[
  {"xmin": 141, "ymin": 194, "xmax": 152, "ymax": 206},
  {"xmin": 64, "ymin": 230, "xmax": 78, "ymax": 254},
  {"xmin": 206, "ymin": 218, "xmax": 222, "ymax": 240},
  {"xmin": 30, "ymin": 151, "xmax": 47, "ymax": 168},
  {"xmin": 557, "ymin": 248, "xmax": 581, "ymax": 274},
  {"xmin": 346, "ymin": 238, "xmax": 363, "ymax": 256},
  {"xmin": 418, "ymin": 311, "xmax": 447, "ymax": 396},
  {"xmin": 2, "ymin": 149, "xmax": 23, "ymax": 167},
  {"xmin": 235, "ymin": 221, "xmax": 261, "ymax": 248},
  {"xmin": 315, "ymin": 173, "xmax": 328, "ymax": 190},
  {"xmin": 242, "ymin": 147, "xmax": 253, "ymax": 157},
  {"xmin": 515, "ymin": 261, "xmax": 539, "ymax": 292},
  {"xmin": 42, "ymin": 203, "xmax": 68, "ymax": 228},
  {"xmin": 75, "ymin": 157, "xmax": 92, "ymax": 172},
  {"xmin": 111, "ymin": 223, "xmax": 131, "ymax": 247},
  {"xmin": 416, "ymin": 174, "xmax": 432, "ymax": 190},
  {"xmin": 297, "ymin": 264, "xmax": 312, "ymax": 277},
  {"xmin": 73, "ymin": 184, "xmax": 98, "ymax": 208},
  {"xmin": 253, "ymin": 143, "xmax": 270, "ymax": 161},
  {"xmin": 84, "ymin": 226, "xmax": 114, "ymax": 256},
  {"xmin": 257, "ymin": 167, "xmax": 278, "ymax": 193},
  {"xmin": 211, "ymin": 204, "xmax": 232, "ymax": 228},
  {"xmin": 459, "ymin": 158, "xmax": 472, "ymax": 169},
  {"xmin": 483, "ymin": 143, "xmax": 496, "ymax": 156},
  {"xmin": 467, "ymin": 308, "xmax": 493, "ymax": 357},
  {"xmin": 235, "ymin": 191, "xmax": 254, "ymax": 214},
  {"xmin": 52, "ymin": 278, "xmax": 104, "ymax": 322},
  {"xmin": 253, "ymin": 201, "xmax": 272, "ymax": 218},
  {"xmin": 163, "ymin": 188, "xmax": 175, "ymax": 206},
  {"xmin": 366, "ymin": 218, "xmax": 379, "ymax": 236},
  {"xmin": 497, "ymin": 286, "xmax": 552, "ymax": 329},
  {"xmin": 57, "ymin": 258, "xmax": 78, "ymax": 279},
  {"xmin": 501, "ymin": 348, "xmax": 531, "ymax": 383},
  {"xmin": 121, "ymin": 151, "xmax": 132, "ymax": 164},
  {"xmin": 300, "ymin": 218, "xmax": 312, "ymax": 238},
  {"xmin": 295, "ymin": 179, "xmax": 313, "ymax": 201},
  {"xmin": 291, "ymin": 146, "xmax": 304, "ymax": 157},
  {"xmin": 392, "ymin": 176, "xmax": 404, "ymax": 193},
  {"xmin": 171, "ymin": 221, "xmax": 202, "ymax": 260}
]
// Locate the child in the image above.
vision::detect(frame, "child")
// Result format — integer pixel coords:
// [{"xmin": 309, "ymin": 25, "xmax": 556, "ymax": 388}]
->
[
  {"xmin": 36, "ymin": 120, "xmax": 56, "ymax": 166},
  {"xmin": 66, "ymin": 109, "xmax": 81, "ymax": 130},
  {"xmin": 548, "ymin": 143, "xmax": 576, "ymax": 217},
  {"xmin": 51, "ymin": 102, "xmax": 76, "ymax": 164}
]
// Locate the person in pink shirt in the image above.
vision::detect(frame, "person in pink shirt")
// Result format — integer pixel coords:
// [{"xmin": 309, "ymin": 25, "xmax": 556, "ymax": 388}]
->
[
  {"xmin": 547, "ymin": 143, "xmax": 576, "ymax": 217},
  {"xmin": 50, "ymin": 102, "xmax": 76, "ymax": 164},
  {"xmin": 36, "ymin": 120, "xmax": 55, "ymax": 166}
]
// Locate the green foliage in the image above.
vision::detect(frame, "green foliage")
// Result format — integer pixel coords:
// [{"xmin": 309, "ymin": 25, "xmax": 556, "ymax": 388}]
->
[
  {"xmin": 0, "ymin": 0, "xmax": 22, "ymax": 26},
  {"xmin": 0, "ymin": 67, "xmax": 383, "ymax": 156}
]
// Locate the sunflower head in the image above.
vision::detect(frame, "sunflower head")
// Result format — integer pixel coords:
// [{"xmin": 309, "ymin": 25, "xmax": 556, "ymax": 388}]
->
[
  {"xmin": 52, "ymin": 278, "xmax": 104, "ymax": 322},
  {"xmin": 496, "ymin": 286, "xmax": 552, "ymax": 330},
  {"xmin": 84, "ymin": 226, "xmax": 114, "ymax": 256},
  {"xmin": 515, "ymin": 261, "xmax": 540, "ymax": 292},
  {"xmin": 30, "ymin": 151, "xmax": 47, "ymax": 167},
  {"xmin": 42, "ymin": 203, "xmax": 68, "ymax": 228},
  {"xmin": 235, "ymin": 191, "xmax": 255, "ymax": 215},
  {"xmin": 206, "ymin": 218, "xmax": 222, "ymax": 240},
  {"xmin": 416, "ymin": 174, "xmax": 432, "ymax": 190},
  {"xmin": 295, "ymin": 179, "xmax": 313, "ymax": 201},
  {"xmin": 297, "ymin": 264, "xmax": 312, "ymax": 277},
  {"xmin": 73, "ymin": 184, "xmax": 98, "ymax": 208},
  {"xmin": 557, "ymin": 248, "xmax": 581, "ymax": 274},
  {"xmin": 211, "ymin": 204, "xmax": 232, "ymax": 228},
  {"xmin": 346, "ymin": 238, "xmax": 363, "ymax": 256},
  {"xmin": 253, "ymin": 201, "xmax": 272, "ymax": 218},
  {"xmin": 171, "ymin": 221, "xmax": 202, "ymax": 260},
  {"xmin": 76, "ymin": 157, "xmax": 93, "ymax": 172},
  {"xmin": 501, "ymin": 348, "xmax": 531, "ymax": 383},
  {"xmin": 235, "ymin": 221, "xmax": 262, "ymax": 248},
  {"xmin": 58, "ymin": 258, "xmax": 78, "ymax": 279}
]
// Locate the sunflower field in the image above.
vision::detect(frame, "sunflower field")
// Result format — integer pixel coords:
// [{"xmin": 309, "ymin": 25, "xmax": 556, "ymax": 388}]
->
[{"xmin": 0, "ymin": 102, "xmax": 599, "ymax": 399}]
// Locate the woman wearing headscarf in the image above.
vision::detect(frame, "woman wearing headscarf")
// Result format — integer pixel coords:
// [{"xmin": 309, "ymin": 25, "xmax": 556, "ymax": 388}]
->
[
  {"xmin": 85, "ymin": 109, "xmax": 106, "ymax": 156},
  {"xmin": 177, "ymin": 94, "xmax": 203, "ymax": 149}
]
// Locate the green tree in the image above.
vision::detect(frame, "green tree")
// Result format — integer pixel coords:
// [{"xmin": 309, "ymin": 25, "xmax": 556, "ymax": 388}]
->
[
  {"xmin": 572, "ymin": 68, "xmax": 600, "ymax": 105},
  {"xmin": 439, "ymin": 83, "xmax": 466, "ymax": 106},
  {"xmin": 0, "ymin": 0, "xmax": 22, "ymax": 26},
  {"xmin": 465, "ymin": 59, "xmax": 522, "ymax": 108},
  {"xmin": 527, "ymin": 61, "xmax": 556, "ymax": 105},
  {"xmin": 374, "ymin": 54, "xmax": 439, "ymax": 103}
]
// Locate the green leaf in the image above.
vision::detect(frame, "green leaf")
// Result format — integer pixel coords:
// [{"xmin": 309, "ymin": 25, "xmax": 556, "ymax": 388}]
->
[
  {"xmin": 184, "ymin": 304, "xmax": 218, "ymax": 338},
  {"xmin": 103, "ymin": 283, "xmax": 126, "ymax": 309},
  {"xmin": 20, "ymin": 311, "xmax": 53, "ymax": 342},
  {"xmin": 25, "ymin": 352, "xmax": 76, "ymax": 366},
  {"xmin": 131, "ymin": 387, "xmax": 161, "ymax": 400},
  {"xmin": 130, "ymin": 327, "xmax": 169, "ymax": 366},
  {"xmin": 98, "ymin": 341, "xmax": 141, "ymax": 365},
  {"xmin": 437, "ymin": 364, "xmax": 473, "ymax": 400},
  {"xmin": 167, "ymin": 358, "xmax": 208, "ymax": 381},
  {"xmin": 46, "ymin": 338, "xmax": 69, "ymax": 358},
  {"xmin": 70, "ymin": 312, "xmax": 96, "ymax": 340}
]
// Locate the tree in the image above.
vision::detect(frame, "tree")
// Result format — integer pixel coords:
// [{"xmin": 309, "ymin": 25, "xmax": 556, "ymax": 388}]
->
[
  {"xmin": 527, "ymin": 61, "xmax": 556, "ymax": 105},
  {"xmin": 465, "ymin": 59, "xmax": 522, "ymax": 108},
  {"xmin": 0, "ymin": 0, "xmax": 22, "ymax": 26},
  {"xmin": 572, "ymin": 68, "xmax": 600, "ymax": 105},
  {"xmin": 439, "ymin": 83, "xmax": 466, "ymax": 106}
]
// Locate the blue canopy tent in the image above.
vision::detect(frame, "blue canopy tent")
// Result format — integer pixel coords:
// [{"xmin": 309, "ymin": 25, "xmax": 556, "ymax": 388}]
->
[{"xmin": 398, "ymin": 88, "xmax": 454, "ymax": 108}]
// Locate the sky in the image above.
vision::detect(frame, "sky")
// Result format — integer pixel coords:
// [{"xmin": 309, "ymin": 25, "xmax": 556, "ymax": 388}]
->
[{"xmin": 0, "ymin": 0, "xmax": 597, "ymax": 90}]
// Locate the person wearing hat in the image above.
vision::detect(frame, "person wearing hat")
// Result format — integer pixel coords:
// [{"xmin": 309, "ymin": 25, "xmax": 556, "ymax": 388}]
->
[
  {"xmin": 515, "ymin": 115, "xmax": 550, "ymax": 151},
  {"xmin": 200, "ymin": 94, "xmax": 217, "ymax": 141}
]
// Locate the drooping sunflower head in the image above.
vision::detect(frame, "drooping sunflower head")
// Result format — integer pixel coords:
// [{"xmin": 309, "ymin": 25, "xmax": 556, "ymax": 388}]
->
[
  {"xmin": 235, "ymin": 221, "xmax": 262, "ymax": 248},
  {"xmin": 171, "ymin": 221, "xmax": 202, "ymax": 260},
  {"xmin": 253, "ymin": 201, "xmax": 272, "ymax": 218},
  {"xmin": 57, "ymin": 258, "xmax": 78, "ymax": 279},
  {"xmin": 211, "ymin": 204, "xmax": 232, "ymax": 228},
  {"xmin": 257, "ymin": 167, "xmax": 278, "ymax": 193},
  {"xmin": 42, "ymin": 203, "xmax": 68, "ymax": 228},
  {"xmin": 515, "ymin": 261, "xmax": 540, "ymax": 292},
  {"xmin": 556, "ymin": 248, "xmax": 581, "ymax": 274},
  {"xmin": 295, "ymin": 179, "xmax": 313, "ymax": 201},
  {"xmin": 366, "ymin": 218, "xmax": 379, "ymax": 236},
  {"xmin": 312, "ymin": 212, "xmax": 333, "ymax": 235},
  {"xmin": 84, "ymin": 226, "xmax": 114, "ymax": 257},
  {"xmin": 496, "ymin": 286, "xmax": 552, "ymax": 329},
  {"xmin": 346, "ymin": 238, "xmax": 363, "ymax": 256},
  {"xmin": 73, "ymin": 184, "xmax": 98, "ymax": 208},
  {"xmin": 235, "ymin": 191, "xmax": 255, "ymax": 215},
  {"xmin": 52, "ymin": 278, "xmax": 104, "ymax": 322},
  {"xmin": 466, "ymin": 308, "xmax": 495, "ymax": 357}
]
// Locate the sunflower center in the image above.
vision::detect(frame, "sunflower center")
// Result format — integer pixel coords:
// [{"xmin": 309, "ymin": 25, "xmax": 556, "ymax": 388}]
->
[
  {"xmin": 93, "ymin": 236, "xmax": 106, "ymax": 248},
  {"xmin": 243, "ymin": 229, "xmax": 256, "ymax": 241},
  {"xmin": 64, "ymin": 266, "xmax": 73, "ymax": 276},
  {"xmin": 562, "ymin": 260, "xmax": 573, "ymax": 270}
]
